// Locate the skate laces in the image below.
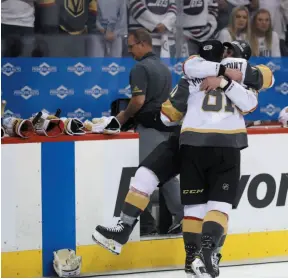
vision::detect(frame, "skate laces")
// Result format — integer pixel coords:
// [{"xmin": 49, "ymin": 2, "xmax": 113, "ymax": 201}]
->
[
  {"xmin": 212, "ymin": 253, "xmax": 219, "ymax": 267},
  {"xmin": 185, "ymin": 244, "xmax": 198, "ymax": 254},
  {"xmin": 201, "ymin": 235, "xmax": 214, "ymax": 250},
  {"xmin": 106, "ymin": 221, "xmax": 124, "ymax": 232}
]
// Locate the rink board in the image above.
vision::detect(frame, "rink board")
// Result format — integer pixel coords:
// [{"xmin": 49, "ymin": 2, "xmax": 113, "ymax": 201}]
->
[{"xmin": 1, "ymin": 129, "xmax": 288, "ymax": 277}]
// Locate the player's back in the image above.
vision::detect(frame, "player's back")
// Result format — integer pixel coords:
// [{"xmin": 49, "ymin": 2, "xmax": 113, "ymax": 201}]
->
[{"xmin": 180, "ymin": 76, "xmax": 248, "ymax": 149}]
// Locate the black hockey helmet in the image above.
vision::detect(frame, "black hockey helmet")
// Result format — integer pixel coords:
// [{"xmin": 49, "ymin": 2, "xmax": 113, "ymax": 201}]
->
[
  {"xmin": 223, "ymin": 40, "xmax": 252, "ymax": 60},
  {"xmin": 199, "ymin": 40, "xmax": 224, "ymax": 63}
]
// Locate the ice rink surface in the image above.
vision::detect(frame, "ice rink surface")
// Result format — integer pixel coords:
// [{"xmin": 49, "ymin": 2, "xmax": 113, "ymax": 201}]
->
[{"xmin": 98, "ymin": 262, "xmax": 288, "ymax": 278}]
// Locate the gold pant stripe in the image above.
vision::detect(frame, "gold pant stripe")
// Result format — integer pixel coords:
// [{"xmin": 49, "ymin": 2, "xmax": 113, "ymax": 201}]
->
[
  {"xmin": 181, "ymin": 127, "xmax": 247, "ymax": 135},
  {"xmin": 125, "ymin": 191, "xmax": 149, "ymax": 211},
  {"xmin": 204, "ymin": 210, "xmax": 228, "ymax": 229},
  {"xmin": 183, "ymin": 219, "xmax": 203, "ymax": 233}
]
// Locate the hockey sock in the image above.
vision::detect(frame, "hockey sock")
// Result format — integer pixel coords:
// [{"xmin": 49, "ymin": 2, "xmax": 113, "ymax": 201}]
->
[
  {"xmin": 216, "ymin": 225, "xmax": 228, "ymax": 254},
  {"xmin": 183, "ymin": 216, "xmax": 203, "ymax": 250},
  {"xmin": 120, "ymin": 186, "xmax": 150, "ymax": 226},
  {"xmin": 201, "ymin": 210, "xmax": 228, "ymax": 250},
  {"xmin": 120, "ymin": 167, "xmax": 159, "ymax": 227}
]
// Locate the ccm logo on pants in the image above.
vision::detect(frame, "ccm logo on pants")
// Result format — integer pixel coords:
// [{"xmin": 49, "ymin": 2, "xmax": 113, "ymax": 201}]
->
[{"xmin": 183, "ymin": 189, "xmax": 204, "ymax": 194}]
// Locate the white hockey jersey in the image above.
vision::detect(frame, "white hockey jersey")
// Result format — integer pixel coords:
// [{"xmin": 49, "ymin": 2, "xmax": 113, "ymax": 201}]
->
[
  {"xmin": 128, "ymin": 0, "xmax": 177, "ymax": 45},
  {"xmin": 182, "ymin": 0, "xmax": 218, "ymax": 41},
  {"xmin": 180, "ymin": 56, "xmax": 258, "ymax": 149}
]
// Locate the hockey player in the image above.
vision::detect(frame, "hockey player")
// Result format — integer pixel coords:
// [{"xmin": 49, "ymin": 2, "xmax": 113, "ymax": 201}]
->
[
  {"xmin": 177, "ymin": 40, "xmax": 270, "ymax": 277},
  {"xmin": 92, "ymin": 40, "xmax": 274, "ymax": 276}
]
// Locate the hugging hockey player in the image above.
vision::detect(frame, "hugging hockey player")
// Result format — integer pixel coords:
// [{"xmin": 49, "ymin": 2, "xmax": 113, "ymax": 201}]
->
[{"xmin": 92, "ymin": 40, "xmax": 274, "ymax": 278}]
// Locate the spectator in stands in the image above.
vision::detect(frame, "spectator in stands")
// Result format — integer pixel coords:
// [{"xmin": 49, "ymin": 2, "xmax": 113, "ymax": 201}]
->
[
  {"xmin": 1, "ymin": 0, "xmax": 35, "ymax": 57},
  {"xmin": 216, "ymin": 0, "xmax": 258, "ymax": 33},
  {"xmin": 35, "ymin": 0, "xmax": 97, "ymax": 57},
  {"xmin": 217, "ymin": 6, "xmax": 251, "ymax": 43},
  {"xmin": 258, "ymin": 0, "xmax": 288, "ymax": 56},
  {"xmin": 128, "ymin": 0, "xmax": 177, "ymax": 57},
  {"xmin": 87, "ymin": 0, "xmax": 127, "ymax": 57},
  {"xmin": 181, "ymin": 0, "xmax": 219, "ymax": 56},
  {"xmin": 250, "ymin": 9, "xmax": 281, "ymax": 57}
]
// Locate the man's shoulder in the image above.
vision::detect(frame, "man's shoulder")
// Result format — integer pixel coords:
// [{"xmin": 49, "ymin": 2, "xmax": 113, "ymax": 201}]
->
[
  {"xmin": 131, "ymin": 63, "xmax": 146, "ymax": 74},
  {"xmin": 137, "ymin": 56, "xmax": 170, "ymax": 73}
]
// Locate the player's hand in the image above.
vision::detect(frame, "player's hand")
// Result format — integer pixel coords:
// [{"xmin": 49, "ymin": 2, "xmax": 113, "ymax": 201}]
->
[
  {"xmin": 225, "ymin": 68, "xmax": 243, "ymax": 82},
  {"xmin": 200, "ymin": 77, "xmax": 222, "ymax": 92},
  {"xmin": 156, "ymin": 23, "xmax": 166, "ymax": 33}
]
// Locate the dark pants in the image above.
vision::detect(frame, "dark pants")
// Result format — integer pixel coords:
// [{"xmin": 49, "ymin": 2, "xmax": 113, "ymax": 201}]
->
[
  {"xmin": 180, "ymin": 145, "xmax": 241, "ymax": 206},
  {"xmin": 1, "ymin": 24, "xmax": 34, "ymax": 57}
]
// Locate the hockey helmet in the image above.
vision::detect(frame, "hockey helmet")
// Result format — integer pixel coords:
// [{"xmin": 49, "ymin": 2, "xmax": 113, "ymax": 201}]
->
[
  {"xmin": 279, "ymin": 106, "xmax": 288, "ymax": 128},
  {"xmin": 223, "ymin": 40, "xmax": 252, "ymax": 60},
  {"xmin": 199, "ymin": 40, "xmax": 225, "ymax": 63},
  {"xmin": 53, "ymin": 249, "xmax": 82, "ymax": 277}
]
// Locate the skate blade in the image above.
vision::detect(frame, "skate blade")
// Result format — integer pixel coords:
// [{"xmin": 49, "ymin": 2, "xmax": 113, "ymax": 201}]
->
[
  {"xmin": 92, "ymin": 230, "xmax": 122, "ymax": 255},
  {"xmin": 191, "ymin": 258, "xmax": 212, "ymax": 278}
]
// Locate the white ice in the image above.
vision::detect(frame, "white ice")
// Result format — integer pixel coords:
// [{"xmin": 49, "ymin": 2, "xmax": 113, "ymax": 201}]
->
[{"xmin": 99, "ymin": 262, "xmax": 288, "ymax": 278}]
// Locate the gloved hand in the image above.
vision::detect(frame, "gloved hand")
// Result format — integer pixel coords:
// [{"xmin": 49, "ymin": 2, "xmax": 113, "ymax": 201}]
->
[
  {"xmin": 32, "ymin": 109, "xmax": 64, "ymax": 137},
  {"xmin": 2, "ymin": 117, "xmax": 34, "ymax": 138},
  {"xmin": 84, "ymin": 116, "xmax": 121, "ymax": 134}
]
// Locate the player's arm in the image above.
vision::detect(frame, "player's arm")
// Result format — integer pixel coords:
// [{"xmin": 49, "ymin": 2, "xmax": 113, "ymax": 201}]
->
[
  {"xmin": 201, "ymin": 77, "xmax": 258, "ymax": 114},
  {"xmin": 128, "ymin": 0, "xmax": 159, "ymax": 32},
  {"xmin": 243, "ymin": 63, "xmax": 264, "ymax": 91},
  {"xmin": 243, "ymin": 63, "xmax": 274, "ymax": 91},
  {"xmin": 116, "ymin": 65, "xmax": 147, "ymax": 125},
  {"xmin": 222, "ymin": 79, "xmax": 258, "ymax": 114},
  {"xmin": 160, "ymin": 77, "xmax": 190, "ymax": 126},
  {"xmin": 182, "ymin": 55, "xmax": 242, "ymax": 81},
  {"xmin": 251, "ymin": 64, "xmax": 275, "ymax": 90},
  {"xmin": 161, "ymin": 0, "xmax": 177, "ymax": 32}
]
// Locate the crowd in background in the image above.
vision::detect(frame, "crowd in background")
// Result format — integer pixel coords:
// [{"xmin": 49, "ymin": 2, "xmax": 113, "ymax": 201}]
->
[{"xmin": 1, "ymin": 0, "xmax": 288, "ymax": 58}]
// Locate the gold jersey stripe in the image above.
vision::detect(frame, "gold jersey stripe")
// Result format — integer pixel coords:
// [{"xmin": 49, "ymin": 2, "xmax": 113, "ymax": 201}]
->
[{"xmin": 181, "ymin": 127, "xmax": 247, "ymax": 135}]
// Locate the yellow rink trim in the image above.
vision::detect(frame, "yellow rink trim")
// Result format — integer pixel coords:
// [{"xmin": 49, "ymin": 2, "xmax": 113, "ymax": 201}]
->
[
  {"xmin": 1, "ymin": 249, "xmax": 42, "ymax": 278},
  {"xmin": 1, "ymin": 231, "xmax": 287, "ymax": 277},
  {"xmin": 78, "ymin": 230, "xmax": 288, "ymax": 274}
]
